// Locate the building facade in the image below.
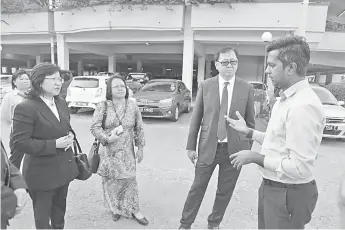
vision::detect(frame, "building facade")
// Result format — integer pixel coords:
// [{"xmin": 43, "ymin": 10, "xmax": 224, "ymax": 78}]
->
[{"xmin": 1, "ymin": 0, "xmax": 345, "ymax": 95}]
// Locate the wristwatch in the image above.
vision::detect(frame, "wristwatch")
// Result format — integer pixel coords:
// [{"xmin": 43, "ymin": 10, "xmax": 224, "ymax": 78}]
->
[{"xmin": 245, "ymin": 128, "xmax": 254, "ymax": 139}]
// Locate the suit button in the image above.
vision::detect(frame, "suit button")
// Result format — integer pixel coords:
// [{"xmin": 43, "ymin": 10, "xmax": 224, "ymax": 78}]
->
[{"xmin": 68, "ymin": 160, "xmax": 72, "ymax": 163}]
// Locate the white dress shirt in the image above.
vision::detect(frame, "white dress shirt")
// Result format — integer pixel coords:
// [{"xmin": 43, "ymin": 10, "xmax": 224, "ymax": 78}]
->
[
  {"xmin": 257, "ymin": 80, "xmax": 325, "ymax": 184},
  {"xmin": 40, "ymin": 96, "xmax": 60, "ymax": 121},
  {"xmin": 218, "ymin": 75, "xmax": 235, "ymax": 142}
]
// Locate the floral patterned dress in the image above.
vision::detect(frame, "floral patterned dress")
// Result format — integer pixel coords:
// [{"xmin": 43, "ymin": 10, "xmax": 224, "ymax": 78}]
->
[{"xmin": 90, "ymin": 98, "xmax": 145, "ymax": 217}]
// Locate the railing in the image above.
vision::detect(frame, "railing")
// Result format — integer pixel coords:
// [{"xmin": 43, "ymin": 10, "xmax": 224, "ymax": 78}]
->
[{"xmin": 325, "ymin": 20, "xmax": 345, "ymax": 33}]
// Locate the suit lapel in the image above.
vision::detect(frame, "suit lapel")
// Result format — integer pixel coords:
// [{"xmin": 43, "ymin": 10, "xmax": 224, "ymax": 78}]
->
[
  {"xmin": 212, "ymin": 75, "xmax": 221, "ymax": 112},
  {"xmin": 36, "ymin": 98, "xmax": 61, "ymax": 127},
  {"xmin": 228, "ymin": 77, "xmax": 241, "ymax": 117}
]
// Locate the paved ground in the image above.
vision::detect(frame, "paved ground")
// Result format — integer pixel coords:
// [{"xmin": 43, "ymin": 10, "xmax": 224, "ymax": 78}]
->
[{"xmin": 8, "ymin": 110, "xmax": 345, "ymax": 229}]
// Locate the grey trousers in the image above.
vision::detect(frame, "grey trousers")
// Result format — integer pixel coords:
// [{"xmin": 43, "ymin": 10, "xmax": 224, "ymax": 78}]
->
[{"xmin": 258, "ymin": 179, "xmax": 318, "ymax": 229}]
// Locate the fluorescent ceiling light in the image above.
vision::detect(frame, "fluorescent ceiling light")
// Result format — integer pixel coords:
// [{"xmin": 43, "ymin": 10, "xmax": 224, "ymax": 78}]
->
[{"xmin": 339, "ymin": 10, "xmax": 345, "ymax": 17}]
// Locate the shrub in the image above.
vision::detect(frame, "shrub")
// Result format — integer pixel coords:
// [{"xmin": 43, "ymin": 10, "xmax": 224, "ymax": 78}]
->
[{"xmin": 325, "ymin": 81, "xmax": 345, "ymax": 102}]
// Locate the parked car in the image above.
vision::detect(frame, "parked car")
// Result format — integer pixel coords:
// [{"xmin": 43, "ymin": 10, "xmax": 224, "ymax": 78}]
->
[
  {"xmin": 311, "ymin": 85, "xmax": 345, "ymax": 141},
  {"xmin": 127, "ymin": 73, "xmax": 150, "ymax": 84},
  {"xmin": 0, "ymin": 74, "xmax": 13, "ymax": 104},
  {"xmin": 133, "ymin": 79, "xmax": 191, "ymax": 121},
  {"xmin": 97, "ymin": 72, "xmax": 115, "ymax": 77},
  {"xmin": 65, "ymin": 75, "xmax": 133, "ymax": 114}
]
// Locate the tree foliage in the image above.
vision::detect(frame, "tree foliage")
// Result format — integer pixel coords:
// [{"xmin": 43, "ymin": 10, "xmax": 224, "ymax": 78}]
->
[{"xmin": 2, "ymin": 0, "xmax": 254, "ymax": 13}]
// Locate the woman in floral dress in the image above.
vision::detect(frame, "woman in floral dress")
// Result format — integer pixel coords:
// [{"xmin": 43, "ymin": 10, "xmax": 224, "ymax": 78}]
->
[{"xmin": 90, "ymin": 74, "xmax": 148, "ymax": 226}]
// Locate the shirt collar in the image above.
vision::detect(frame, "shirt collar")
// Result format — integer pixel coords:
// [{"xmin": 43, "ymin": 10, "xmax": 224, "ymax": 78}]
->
[
  {"xmin": 219, "ymin": 75, "xmax": 235, "ymax": 86},
  {"xmin": 40, "ymin": 96, "xmax": 55, "ymax": 106},
  {"xmin": 281, "ymin": 79, "xmax": 309, "ymax": 99},
  {"xmin": 13, "ymin": 88, "xmax": 26, "ymax": 98}
]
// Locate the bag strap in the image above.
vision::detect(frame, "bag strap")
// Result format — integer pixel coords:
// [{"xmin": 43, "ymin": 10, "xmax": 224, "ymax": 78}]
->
[{"xmin": 73, "ymin": 136, "xmax": 82, "ymax": 156}]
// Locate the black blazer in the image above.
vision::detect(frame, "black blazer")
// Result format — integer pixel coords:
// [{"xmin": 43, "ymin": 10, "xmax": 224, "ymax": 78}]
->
[
  {"xmin": 12, "ymin": 96, "xmax": 78, "ymax": 191},
  {"xmin": 1, "ymin": 141, "xmax": 27, "ymax": 223}
]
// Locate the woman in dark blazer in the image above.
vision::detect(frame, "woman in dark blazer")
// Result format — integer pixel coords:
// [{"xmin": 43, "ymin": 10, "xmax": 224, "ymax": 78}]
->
[{"xmin": 12, "ymin": 63, "xmax": 79, "ymax": 229}]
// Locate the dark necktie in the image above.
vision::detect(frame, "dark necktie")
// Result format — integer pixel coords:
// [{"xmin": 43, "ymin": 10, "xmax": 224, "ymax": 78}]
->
[{"xmin": 217, "ymin": 82, "xmax": 229, "ymax": 141}]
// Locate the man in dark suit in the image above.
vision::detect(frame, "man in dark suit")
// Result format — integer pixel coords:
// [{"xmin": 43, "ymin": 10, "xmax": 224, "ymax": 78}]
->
[
  {"xmin": 1, "ymin": 140, "xmax": 28, "ymax": 229},
  {"xmin": 179, "ymin": 47, "xmax": 255, "ymax": 229}
]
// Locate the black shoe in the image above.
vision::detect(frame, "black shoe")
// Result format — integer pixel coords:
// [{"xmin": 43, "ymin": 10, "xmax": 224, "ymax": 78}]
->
[
  {"xmin": 112, "ymin": 213, "xmax": 121, "ymax": 221},
  {"xmin": 132, "ymin": 213, "xmax": 149, "ymax": 226},
  {"xmin": 208, "ymin": 224, "xmax": 219, "ymax": 229}
]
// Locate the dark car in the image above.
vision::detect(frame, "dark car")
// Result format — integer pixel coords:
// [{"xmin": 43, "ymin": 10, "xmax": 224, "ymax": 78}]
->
[{"xmin": 133, "ymin": 79, "xmax": 191, "ymax": 121}]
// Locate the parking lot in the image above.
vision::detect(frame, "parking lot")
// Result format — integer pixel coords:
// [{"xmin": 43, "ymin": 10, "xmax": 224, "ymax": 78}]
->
[{"xmin": 8, "ymin": 110, "xmax": 345, "ymax": 229}]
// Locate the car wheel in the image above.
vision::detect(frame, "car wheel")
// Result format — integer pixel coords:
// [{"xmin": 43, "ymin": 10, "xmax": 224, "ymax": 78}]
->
[
  {"xmin": 338, "ymin": 138, "xmax": 345, "ymax": 142},
  {"xmin": 70, "ymin": 107, "xmax": 79, "ymax": 114},
  {"xmin": 184, "ymin": 101, "xmax": 192, "ymax": 113},
  {"xmin": 171, "ymin": 106, "xmax": 179, "ymax": 122}
]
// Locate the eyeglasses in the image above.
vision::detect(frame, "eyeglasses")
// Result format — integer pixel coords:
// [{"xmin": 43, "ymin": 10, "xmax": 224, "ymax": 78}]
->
[
  {"xmin": 112, "ymin": 85, "xmax": 126, "ymax": 89},
  {"xmin": 45, "ymin": 77, "xmax": 64, "ymax": 83},
  {"xmin": 218, "ymin": 60, "xmax": 238, "ymax": 66}
]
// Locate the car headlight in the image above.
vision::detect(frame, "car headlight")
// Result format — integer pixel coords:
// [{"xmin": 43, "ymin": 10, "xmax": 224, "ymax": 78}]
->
[{"xmin": 159, "ymin": 98, "xmax": 173, "ymax": 105}]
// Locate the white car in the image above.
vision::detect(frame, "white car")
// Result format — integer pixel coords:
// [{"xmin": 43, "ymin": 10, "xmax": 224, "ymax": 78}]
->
[
  {"xmin": 65, "ymin": 76, "xmax": 133, "ymax": 114},
  {"xmin": 311, "ymin": 85, "xmax": 345, "ymax": 140}
]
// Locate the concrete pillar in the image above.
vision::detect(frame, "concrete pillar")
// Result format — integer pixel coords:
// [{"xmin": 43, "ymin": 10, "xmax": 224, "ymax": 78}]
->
[
  {"xmin": 27, "ymin": 60, "xmax": 33, "ymax": 69},
  {"xmin": 205, "ymin": 61, "xmax": 211, "ymax": 79},
  {"xmin": 325, "ymin": 73, "xmax": 333, "ymax": 85},
  {"xmin": 35, "ymin": 54, "xmax": 44, "ymax": 65},
  {"xmin": 182, "ymin": 5, "xmax": 194, "ymax": 94},
  {"xmin": 108, "ymin": 55, "xmax": 116, "ymax": 73},
  {"xmin": 56, "ymin": 34, "xmax": 69, "ymax": 70},
  {"xmin": 77, "ymin": 60, "xmax": 84, "ymax": 76},
  {"xmin": 136, "ymin": 60, "xmax": 143, "ymax": 72},
  {"xmin": 197, "ymin": 56, "xmax": 206, "ymax": 83},
  {"xmin": 315, "ymin": 72, "xmax": 320, "ymax": 83},
  {"xmin": 296, "ymin": 0, "xmax": 309, "ymax": 37}
]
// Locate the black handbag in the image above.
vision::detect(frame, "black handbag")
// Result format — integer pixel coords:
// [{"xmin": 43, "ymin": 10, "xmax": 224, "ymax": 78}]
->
[
  {"xmin": 88, "ymin": 101, "xmax": 107, "ymax": 173},
  {"xmin": 73, "ymin": 137, "xmax": 92, "ymax": 181}
]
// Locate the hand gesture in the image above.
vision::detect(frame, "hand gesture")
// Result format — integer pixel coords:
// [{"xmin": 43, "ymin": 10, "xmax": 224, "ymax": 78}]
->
[
  {"xmin": 14, "ymin": 189, "xmax": 28, "ymax": 216},
  {"xmin": 224, "ymin": 111, "xmax": 249, "ymax": 134},
  {"xmin": 56, "ymin": 135, "xmax": 74, "ymax": 149},
  {"xmin": 229, "ymin": 150, "xmax": 255, "ymax": 170},
  {"xmin": 187, "ymin": 150, "xmax": 198, "ymax": 167},
  {"xmin": 135, "ymin": 148, "xmax": 144, "ymax": 163}
]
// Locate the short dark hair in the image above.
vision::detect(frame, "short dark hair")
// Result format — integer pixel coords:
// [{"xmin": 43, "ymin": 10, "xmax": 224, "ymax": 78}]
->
[
  {"xmin": 11, "ymin": 69, "xmax": 29, "ymax": 89},
  {"xmin": 214, "ymin": 47, "xmax": 239, "ymax": 61},
  {"xmin": 27, "ymin": 62, "xmax": 61, "ymax": 98},
  {"xmin": 266, "ymin": 36, "xmax": 310, "ymax": 77},
  {"xmin": 106, "ymin": 73, "xmax": 129, "ymax": 100}
]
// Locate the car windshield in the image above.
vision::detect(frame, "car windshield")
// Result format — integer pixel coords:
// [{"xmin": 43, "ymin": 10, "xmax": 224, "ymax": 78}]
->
[
  {"xmin": 129, "ymin": 74, "xmax": 145, "ymax": 79},
  {"xmin": 71, "ymin": 78, "xmax": 99, "ymax": 88},
  {"xmin": 141, "ymin": 82, "xmax": 176, "ymax": 92},
  {"xmin": 0, "ymin": 76, "xmax": 11, "ymax": 86},
  {"xmin": 312, "ymin": 87, "xmax": 338, "ymax": 105},
  {"xmin": 251, "ymin": 83, "xmax": 265, "ymax": 90}
]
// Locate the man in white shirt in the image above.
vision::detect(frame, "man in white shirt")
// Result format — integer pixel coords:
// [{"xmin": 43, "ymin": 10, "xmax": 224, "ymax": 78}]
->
[
  {"xmin": 225, "ymin": 36, "xmax": 325, "ymax": 229},
  {"xmin": 179, "ymin": 47, "xmax": 255, "ymax": 229}
]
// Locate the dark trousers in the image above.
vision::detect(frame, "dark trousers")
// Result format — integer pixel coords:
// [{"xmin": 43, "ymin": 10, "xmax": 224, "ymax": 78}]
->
[
  {"xmin": 180, "ymin": 144, "xmax": 241, "ymax": 228},
  {"xmin": 8, "ymin": 132, "xmax": 24, "ymax": 169},
  {"xmin": 29, "ymin": 184, "xmax": 69, "ymax": 229},
  {"xmin": 1, "ymin": 217, "xmax": 8, "ymax": 229},
  {"xmin": 258, "ymin": 179, "xmax": 318, "ymax": 229}
]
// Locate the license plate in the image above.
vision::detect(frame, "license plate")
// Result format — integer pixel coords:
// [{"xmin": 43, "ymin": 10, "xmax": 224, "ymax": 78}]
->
[
  {"xmin": 139, "ymin": 107, "xmax": 153, "ymax": 112},
  {"xmin": 325, "ymin": 125, "xmax": 338, "ymax": 131},
  {"xmin": 76, "ymin": 102, "xmax": 88, "ymax": 106}
]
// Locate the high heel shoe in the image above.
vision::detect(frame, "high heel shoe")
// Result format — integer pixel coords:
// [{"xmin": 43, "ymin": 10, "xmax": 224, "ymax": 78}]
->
[
  {"xmin": 112, "ymin": 213, "xmax": 121, "ymax": 221},
  {"xmin": 132, "ymin": 213, "xmax": 149, "ymax": 226}
]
